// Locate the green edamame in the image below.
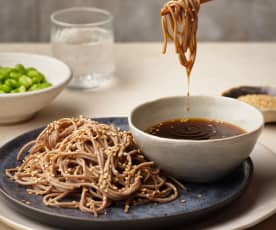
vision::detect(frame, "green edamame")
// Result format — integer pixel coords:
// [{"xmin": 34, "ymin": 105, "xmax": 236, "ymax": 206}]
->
[
  {"xmin": 0, "ymin": 84, "xmax": 11, "ymax": 93},
  {"xmin": 19, "ymin": 75, "xmax": 32, "ymax": 88},
  {"xmin": 15, "ymin": 64, "xmax": 26, "ymax": 74},
  {"xmin": 0, "ymin": 64, "xmax": 52, "ymax": 94},
  {"xmin": 5, "ymin": 78, "xmax": 19, "ymax": 88}
]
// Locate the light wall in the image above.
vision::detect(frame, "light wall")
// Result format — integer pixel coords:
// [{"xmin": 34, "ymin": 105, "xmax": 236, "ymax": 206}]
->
[{"xmin": 0, "ymin": 0, "xmax": 275, "ymax": 42}]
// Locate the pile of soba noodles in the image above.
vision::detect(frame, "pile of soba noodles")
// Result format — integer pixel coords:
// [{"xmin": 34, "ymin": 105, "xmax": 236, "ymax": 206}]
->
[
  {"xmin": 6, "ymin": 117, "xmax": 178, "ymax": 216},
  {"xmin": 161, "ymin": 0, "xmax": 200, "ymax": 75}
]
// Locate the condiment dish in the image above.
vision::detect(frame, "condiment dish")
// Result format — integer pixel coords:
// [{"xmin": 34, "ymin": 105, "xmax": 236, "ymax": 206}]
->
[
  {"xmin": 129, "ymin": 96, "xmax": 263, "ymax": 182},
  {"xmin": 222, "ymin": 86, "xmax": 276, "ymax": 123}
]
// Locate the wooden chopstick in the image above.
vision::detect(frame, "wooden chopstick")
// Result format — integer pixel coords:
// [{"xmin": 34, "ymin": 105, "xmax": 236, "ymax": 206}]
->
[
  {"xmin": 160, "ymin": 0, "xmax": 212, "ymax": 16},
  {"xmin": 200, "ymin": 0, "xmax": 212, "ymax": 4}
]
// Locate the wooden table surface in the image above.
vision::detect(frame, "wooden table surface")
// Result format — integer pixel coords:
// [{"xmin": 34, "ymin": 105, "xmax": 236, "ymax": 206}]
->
[{"xmin": 0, "ymin": 43, "xmax": 276, "ymax": 230}]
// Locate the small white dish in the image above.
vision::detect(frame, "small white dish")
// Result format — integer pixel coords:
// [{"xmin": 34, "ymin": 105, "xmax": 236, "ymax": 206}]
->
[
  {"xmin": 129, "ymin": 96, "xmax": 264, "ymax": 183},
  {"xmin": 0, "ymin": 53, "xmax": 71, "ymax": 124}
]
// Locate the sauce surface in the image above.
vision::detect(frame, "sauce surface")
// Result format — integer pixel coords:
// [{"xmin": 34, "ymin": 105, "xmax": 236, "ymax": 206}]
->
[{"xmin": 146, "ymin": 118, "xmax": 246, "ymax": 140}]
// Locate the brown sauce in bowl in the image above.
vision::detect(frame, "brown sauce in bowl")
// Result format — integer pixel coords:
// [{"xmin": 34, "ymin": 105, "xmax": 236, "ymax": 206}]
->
[{"xmin": 146, "ymin": 118, "xmax": 246, "ymax": 140}]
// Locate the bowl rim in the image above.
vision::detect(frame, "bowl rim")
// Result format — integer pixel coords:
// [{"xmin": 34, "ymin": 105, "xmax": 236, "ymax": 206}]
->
[
  {"xmin": 0, "ymin": 52, "xmax": 72, "ymax": 98},
  {"xmin": 128, "ymin": 95, "xmax": 264, "ymax": 143}
]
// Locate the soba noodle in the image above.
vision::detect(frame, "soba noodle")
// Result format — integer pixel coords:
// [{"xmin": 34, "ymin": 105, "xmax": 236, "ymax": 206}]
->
[
  {"xmin": 6, "ymin": 117, "xmax": 178, "ymax": 216},
  {"xmin": 161, "ymin": 0, "xmax": 200, "ymax": 76}
]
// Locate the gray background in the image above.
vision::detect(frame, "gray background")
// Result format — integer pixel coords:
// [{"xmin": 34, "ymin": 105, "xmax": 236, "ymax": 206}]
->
[{"xmin": 0, "ymin": 0, "xmax": 275, "ymax": 42}]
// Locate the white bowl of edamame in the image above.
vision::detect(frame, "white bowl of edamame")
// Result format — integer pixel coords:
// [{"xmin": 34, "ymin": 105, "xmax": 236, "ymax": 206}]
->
[{"xmin": 0, "ymin": 53, "xmax": 71, "ymax": 124}]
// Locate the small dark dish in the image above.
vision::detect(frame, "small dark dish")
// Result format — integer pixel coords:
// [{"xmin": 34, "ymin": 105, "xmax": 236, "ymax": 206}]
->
[
  {"xmin": 222, "ymin": 86, "xmax": 276, "ymax": 123},
  {"xmin": 0, "ymin": 117, "xmax": 253, "ymax": 230},
  {"xmin": 222, "ymin": 86, "xmax": 276, "ymax": 98}
]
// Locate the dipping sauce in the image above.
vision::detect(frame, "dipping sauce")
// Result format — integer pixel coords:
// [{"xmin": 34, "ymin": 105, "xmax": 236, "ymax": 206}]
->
[{"xmin": 146, "ymin": 118, "xmax": 246, "ymax": 140}]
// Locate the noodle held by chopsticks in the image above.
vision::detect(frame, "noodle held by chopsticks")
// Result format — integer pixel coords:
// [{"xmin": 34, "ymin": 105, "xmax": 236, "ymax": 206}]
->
[
  {"xmin": 161, "ymin": 0, "xmax": 200, "ymax": 76},
  {"xmin": 6, "ymin": 117, "xmax": 178, "ymax": 216}
]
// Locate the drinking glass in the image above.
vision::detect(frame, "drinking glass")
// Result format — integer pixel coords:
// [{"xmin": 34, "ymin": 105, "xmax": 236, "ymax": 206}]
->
[{"xmin": 51, "ymin": 7, "xmax": 114, "ymax": 89}]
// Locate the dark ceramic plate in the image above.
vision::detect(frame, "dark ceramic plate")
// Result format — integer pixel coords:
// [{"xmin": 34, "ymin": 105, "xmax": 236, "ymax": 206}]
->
[{"xmin": 0, "ymin": 117, "xmax": 253, "ymax": 230}]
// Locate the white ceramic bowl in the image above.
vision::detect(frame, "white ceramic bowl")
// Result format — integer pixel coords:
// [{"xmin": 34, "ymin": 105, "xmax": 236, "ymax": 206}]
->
[
  {"xmin": 0, "ymin": 53, "xmax": 71, "ymax": 124},
  {"xmin": 129, "ymin": 96, "xmax": 264, "ymax": 183}
]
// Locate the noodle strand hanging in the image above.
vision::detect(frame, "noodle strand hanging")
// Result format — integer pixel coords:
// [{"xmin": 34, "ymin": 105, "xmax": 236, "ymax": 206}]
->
[{"xmin": 161, "ymin": 0, "xmax": 200, "ymax": 76}]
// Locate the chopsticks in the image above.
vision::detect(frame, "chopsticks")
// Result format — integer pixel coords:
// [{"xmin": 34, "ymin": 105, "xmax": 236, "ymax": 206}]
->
[
  {"xmin": 160, "ymin": 0, "xmax": 212, "ymax": 16},
  {"xmin": 200, "ymin": 0, "xmax": 212, "ymax": 4}
]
